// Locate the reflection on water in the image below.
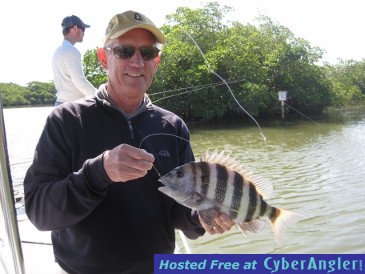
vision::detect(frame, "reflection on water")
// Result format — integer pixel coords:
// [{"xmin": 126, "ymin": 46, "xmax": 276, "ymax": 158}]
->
[{"xmin": 4, "ymin": 106, "xmax": 365, "ymax": 254}]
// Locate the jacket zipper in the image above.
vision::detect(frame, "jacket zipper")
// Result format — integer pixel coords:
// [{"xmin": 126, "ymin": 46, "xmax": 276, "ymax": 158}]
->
[{"xmin": 127, "ymin": 119, "xmax": 134, "ymax": 140}]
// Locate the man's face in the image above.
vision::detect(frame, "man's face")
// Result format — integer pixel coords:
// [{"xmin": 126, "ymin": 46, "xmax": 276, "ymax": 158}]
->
[{"xmin": 105, "ymin": 28, "xmax": 158, "ymax": 103}]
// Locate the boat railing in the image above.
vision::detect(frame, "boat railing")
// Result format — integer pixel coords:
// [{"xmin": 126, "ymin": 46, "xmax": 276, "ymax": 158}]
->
[{"xmin": 0, "ymin": 100, "xmax": 26, "ymax": 274}]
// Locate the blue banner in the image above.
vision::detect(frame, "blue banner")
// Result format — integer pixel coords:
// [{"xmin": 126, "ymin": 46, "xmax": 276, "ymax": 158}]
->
[{"xmin": 154, "ymin": 254, "xmax": 364, "ymax": 274}]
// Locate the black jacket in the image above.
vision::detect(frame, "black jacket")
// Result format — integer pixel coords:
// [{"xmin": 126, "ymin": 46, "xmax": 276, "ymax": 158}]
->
[{"xmin": 24, "ymin": 92, "xmax": 204, "ymax": 274}]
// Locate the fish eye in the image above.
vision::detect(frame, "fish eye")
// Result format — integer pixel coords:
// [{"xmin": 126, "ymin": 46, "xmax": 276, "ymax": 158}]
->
[{"xmin": 175, "ymin": 169, "xmax": 184, "ymax": 178}]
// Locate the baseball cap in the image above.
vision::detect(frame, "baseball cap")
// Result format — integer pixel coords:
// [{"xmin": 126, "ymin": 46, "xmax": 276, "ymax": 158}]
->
[
  {"xmin": 61, "ymin": 15, "xmax": 90, "ymax": 29},
  {"xmin": 103, "ymin": 10, "xmax": 165, "ymax": 46}
]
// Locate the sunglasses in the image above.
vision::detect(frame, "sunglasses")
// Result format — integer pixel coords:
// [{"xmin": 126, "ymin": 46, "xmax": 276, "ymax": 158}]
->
[{"xmin": 105, "ymin": 45, "xmax": 160, "ymax": 61}]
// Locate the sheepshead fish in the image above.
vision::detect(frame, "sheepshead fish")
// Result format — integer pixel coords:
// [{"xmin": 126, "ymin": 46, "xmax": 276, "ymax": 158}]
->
[{"xmin": 158, "ymin": 149, "xmax": 301, "ymax": 245}]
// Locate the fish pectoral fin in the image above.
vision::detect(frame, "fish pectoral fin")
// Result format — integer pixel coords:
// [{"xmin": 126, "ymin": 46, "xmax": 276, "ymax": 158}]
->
[
  {"xmin": 237, "ymin": 219, "xmax": 267, "ymax": 236},
  {"xmin": 198, "ymin": 208, "xmax": 220, "ymax": 228}
]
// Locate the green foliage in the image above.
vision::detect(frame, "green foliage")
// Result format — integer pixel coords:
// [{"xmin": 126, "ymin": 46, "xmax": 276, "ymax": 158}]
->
[
  {"xmin": 151, "ymin": 2, "xmax": 335, "ymax": 121},
  {"xmin": 2, "ymin": 1, "xmax": 365, "ymax": 120},
  {"xmin": 329, "ymin": 81, "xmax": 363, "ymax": 107},
  {"xmin": 324, "ymin": 60, "xmax": 365, "ymax": 107},
  {"xmin": 26, "ymin": 81, "xmax": 56, "ymax": 105},
  {"xmin": 0, "ymin": 83, "xmax": 29, "ymax": 106},
  {"xmin": 0, "ymin": 82, "xmax": 56, "ymax": 106},
  {"xmin": 83, "ymin": 48, "xmax": 107, "ymax": 89}
]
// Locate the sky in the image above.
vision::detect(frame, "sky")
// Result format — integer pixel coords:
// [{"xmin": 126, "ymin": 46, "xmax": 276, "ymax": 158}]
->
[{"xmin": 1, "ymin": 0, "xmax": 365, "ymax": 86}]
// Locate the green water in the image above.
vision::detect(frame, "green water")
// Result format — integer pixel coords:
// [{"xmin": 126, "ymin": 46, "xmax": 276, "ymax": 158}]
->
[
  {"xmin": 186, "ymin": 111, "xmax": 365, "ymax": 253},
  {"xmin": 4, "ymin": 106, "xmax": 365, "ymax": 254}
]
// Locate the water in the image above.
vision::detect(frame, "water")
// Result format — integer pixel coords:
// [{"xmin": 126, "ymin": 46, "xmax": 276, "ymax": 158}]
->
[
  {"xmin": 4, "ymin": 106, "xmax": 53, "ymax": 188},
  {"xmin": 3, "ymin": 106, "xmax": 365, "ymax": 254}
]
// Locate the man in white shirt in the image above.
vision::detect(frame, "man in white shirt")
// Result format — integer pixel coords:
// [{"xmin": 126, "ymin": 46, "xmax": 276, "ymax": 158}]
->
[{"xmin": 52, "ymin": 15, "xmax": 96, "ymax": 105}]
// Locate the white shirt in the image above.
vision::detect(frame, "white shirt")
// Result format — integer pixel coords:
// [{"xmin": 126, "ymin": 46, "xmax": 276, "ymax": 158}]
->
[{"xmin": 52, "ymin": 40, "xmax": 96, "ymax": 102}]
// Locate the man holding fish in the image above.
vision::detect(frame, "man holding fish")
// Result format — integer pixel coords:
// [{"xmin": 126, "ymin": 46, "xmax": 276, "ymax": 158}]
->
[{"xmin": 24, "ymin": 10, "xmax": 234, "ymax": 274}]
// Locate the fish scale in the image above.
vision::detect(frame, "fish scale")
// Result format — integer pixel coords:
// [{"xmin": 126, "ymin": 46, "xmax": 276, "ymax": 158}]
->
[
  {"xmin": 198, "ymin": 162, "xmax": 210, "ymax": 197},
  {"xmin": 245, "ymin": 183, "xmax": 257, "ymax": 222},
  {"xmin": 214, "ymin": 164, "xmax": 228, "ymax": 204},
  {"xmin": 230, "ymin": 172, "xmax": 243, "ymax": 219}
]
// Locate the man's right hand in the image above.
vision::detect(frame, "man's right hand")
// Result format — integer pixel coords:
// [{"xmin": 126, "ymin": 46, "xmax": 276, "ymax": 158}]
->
[{"xmin": 103, "ymin": 144, "xmax": 155, "ymax": 182}]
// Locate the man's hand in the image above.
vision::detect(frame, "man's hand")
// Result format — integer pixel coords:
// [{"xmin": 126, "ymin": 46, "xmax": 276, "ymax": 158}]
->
[
  {"xmin": 199, "ymin": 212, "xmax": 235, "ymax": 235},
  {"xmin": 103, "ymin": 144, "xmax": 155, "ymax": 182}
]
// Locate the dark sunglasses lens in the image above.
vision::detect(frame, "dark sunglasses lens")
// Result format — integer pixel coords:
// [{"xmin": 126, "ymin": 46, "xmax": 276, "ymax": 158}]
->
[
  {"xmin": 114, "ymin": 45, "xmax": 135, "ymax": 59},
  {"xmin": 140, "ymin": 47, "xmax": 159, "ymax": 60},
  {"xmin": 112, "ymin": 45, "xmax": 159, "ymax": 60}
]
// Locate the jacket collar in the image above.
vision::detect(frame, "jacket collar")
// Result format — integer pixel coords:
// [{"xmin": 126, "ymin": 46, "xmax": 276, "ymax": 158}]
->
[{"xmin": 96, "ymin": 84, "xmax": 152, "ymax": 119}]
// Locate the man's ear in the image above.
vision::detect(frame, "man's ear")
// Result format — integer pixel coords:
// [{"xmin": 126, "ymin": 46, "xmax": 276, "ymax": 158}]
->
[
  {"xmin": 153, "ymin": 54, "xmax": 161, "ymax": 73},
  {"xmin": 97, "ymin": 48, "xmax": 108, "ymax": 69}
]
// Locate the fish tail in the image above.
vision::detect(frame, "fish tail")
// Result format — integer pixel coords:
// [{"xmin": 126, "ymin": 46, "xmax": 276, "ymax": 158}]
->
[{"xmin": 270, "ymin": 208, "xmax": 302, "ymax": 246}]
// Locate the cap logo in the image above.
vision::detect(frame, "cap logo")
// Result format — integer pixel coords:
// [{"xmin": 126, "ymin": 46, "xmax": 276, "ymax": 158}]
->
[
  {"xmin": 134, "ymin": 13, "xmax": 142, "ymax": 21},
  {"xmin": 103, "ymin": 11, "xmax": 165, "ymax": 46}
]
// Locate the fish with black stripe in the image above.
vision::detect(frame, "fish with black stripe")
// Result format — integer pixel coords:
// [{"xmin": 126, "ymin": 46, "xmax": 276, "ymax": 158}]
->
[{"xmin": 158, "ymin": 149, "xmax": 301, "ymax": 245}]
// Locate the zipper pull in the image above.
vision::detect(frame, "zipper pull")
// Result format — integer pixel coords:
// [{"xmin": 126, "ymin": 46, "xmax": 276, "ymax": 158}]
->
[{"xmin": 128, "ymin": 120, "xmax": 134, "ymax": 140}]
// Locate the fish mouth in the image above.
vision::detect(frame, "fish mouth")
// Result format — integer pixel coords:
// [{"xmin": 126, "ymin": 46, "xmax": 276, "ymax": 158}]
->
[
  {"xmin": 158, "ymin": 186, "xmax": 170, "ymax": 196},
  {"xmin": 158, "ymin": 185, "xmax": 185, "ymax": 203},
  {"xmin": 158, "ymin": 185, "xmax": 166, "ymax": 191},
  {"xmin": 158, "ymin": 177, "xmax": 167, "ymax": 186}
]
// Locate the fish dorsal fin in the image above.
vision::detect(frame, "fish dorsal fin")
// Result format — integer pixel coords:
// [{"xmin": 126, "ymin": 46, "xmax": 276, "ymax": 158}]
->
[{"xmin": 201, "ymin": 149, "xmax": 273, "ymax": 199}]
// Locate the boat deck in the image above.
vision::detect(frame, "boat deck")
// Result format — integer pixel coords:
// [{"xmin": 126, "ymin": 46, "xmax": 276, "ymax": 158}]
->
[{"xmin": 17, "ymin": 212, "xmax": 60, "ymax": 274}]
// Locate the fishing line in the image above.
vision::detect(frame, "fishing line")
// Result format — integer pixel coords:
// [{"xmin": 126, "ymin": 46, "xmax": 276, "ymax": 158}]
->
[
  {"xmin": 140, "ymin": 31, "xmax": 275, "ymax": 254},
  {"xmin": 255, "ymin": 86, "xmax": 321, "ymax": 125},
  {"xmin": 152, "ymin": 89, "xmax": 193, "ymax": 103},
  {"xmin": 142, "ymin": 29, "xmax": 278, "ymax": 183},
  {"xmin": 139, "ymin": 133, "xmax": 192, "ymax": 254},
  {"xmin": 150, "ymin": 79, "xmax": 245, "ymax": 103},
  {"xmin": 284, "ymin": 102, "xmax": 321, "ymax": 125},
  {"xmin": 182, "ymin": 30, "xmax": 267, "ymax": 144},
  {"xmin": 139, "ymin": 133, "xmax": 191, "ymax": 177},
  {"xmin": 9, "ymin": 160, "xmax": 32, "ymax": 166},
  {"xmin": 180, "ymin": 29, "xmax": 280, "ymax": 186}
]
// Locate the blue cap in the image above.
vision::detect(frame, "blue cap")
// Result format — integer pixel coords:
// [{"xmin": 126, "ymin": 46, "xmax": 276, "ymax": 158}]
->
[{"xmin": 61, "ymin": 15, "xmax": 90, "ymax": 29}]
